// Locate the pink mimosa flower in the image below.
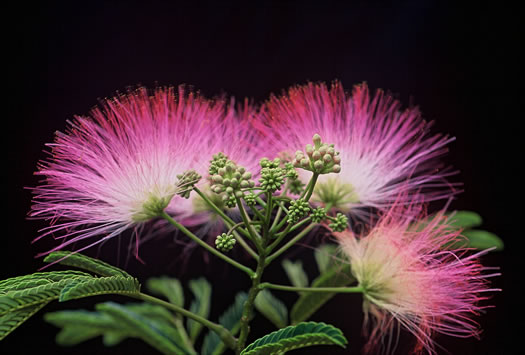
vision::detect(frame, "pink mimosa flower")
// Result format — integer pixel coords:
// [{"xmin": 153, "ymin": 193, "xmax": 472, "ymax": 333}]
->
[
  {"xmin": 30, "ymin": 86, "xmax": 260, "ymax": 257},
  {"xmin": 334, "ymin": 206, "xmax": 499, "ymax": 354},
  {"xmin": 257, "ymin": 81, "xmax": 458, "ymax": 220}
]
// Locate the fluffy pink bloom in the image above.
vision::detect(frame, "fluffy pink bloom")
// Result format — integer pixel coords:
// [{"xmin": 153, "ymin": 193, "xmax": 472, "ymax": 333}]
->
[
  {"xmin": 256, "ymin": 81, "xmax": 458, "ymax": 219},
  {"xmin": 334, "ymin": 206, "xmax": 499, "ymax": 354},
  {"xmin": 30, "ymin": 86, "xmax": 261, "ymax": 257}
]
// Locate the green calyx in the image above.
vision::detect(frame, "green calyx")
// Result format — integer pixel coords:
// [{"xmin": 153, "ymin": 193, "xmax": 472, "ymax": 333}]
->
[
  {"xmin": 292, "ymin": 134, "xmax": 341, "ymax": 174},
  {"xmin": 259, "ymin": 167, "xmax": 285, "ymax": 193},
  {"xmin": 287, "ymin": 199, "xmax": 311, "ymax": 224},
  {"xmin": 176, "ymin": 170, "xmax": 202, "ymax": 199},
  {"xmin": 132, "ymin": 194, "xmax": 172, "ymax": 222},
  {"xmin": 311, "ymin": 207, "xmax": 327, "ymax": 223},
  {"xmin": 329, "ymin": 213, "xmax": 349, "ymax": 232},
  {"xmin": 215, "ymin": 233, "xmax": 236, "ymax": 252}
]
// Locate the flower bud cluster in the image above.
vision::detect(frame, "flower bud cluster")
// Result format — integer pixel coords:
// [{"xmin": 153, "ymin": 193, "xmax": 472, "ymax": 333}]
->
[
  {"xmin": 329, "ymin": 212, "xmax": 349, "ymax": 232},
  {"xmin": 215, "ymin": 233, "xmax": 236, "ymax": 252},
  {"xmin": 311, "ymin": 207, "xmax": 327, "ymax": 223},
  {"xmin": 244, "ymin": 192, "xmax": 257, "ymax": 206},
  {"xmin": 260, "ymin": 157, "xmax": 281, "ymax": 169},
  {"xmin": 259, "ymin": 167, "xmax": 285, "ymax": 193},
  {"xmin": 287, "ymin": 199, "xmax": 311, "ymax": 224},
  {"xmin": 208, "ymin": 153, "xmax": 255, "ymax": 204},
  {"xmin": 176, "ymin": 170, "xmax": 202, "ymax": 199},
  {"xmin": 292, "ymin": 134, "xmax": 341, "ymax": 174}
]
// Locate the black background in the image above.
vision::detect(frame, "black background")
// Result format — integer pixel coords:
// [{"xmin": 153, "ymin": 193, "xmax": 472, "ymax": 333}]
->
[{"xmin": 3, "ymin": 1, "xmax": 521, "ymax": 354}]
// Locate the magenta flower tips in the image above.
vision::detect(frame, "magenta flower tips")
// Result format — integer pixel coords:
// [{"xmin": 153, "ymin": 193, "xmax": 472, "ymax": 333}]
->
[
  {"xmin": 30, "ymin": 86, "xmax": 254, "ymax": 256},
  {"xmin": 257, "ymin": 81, "xmax": 458, "ymax": 217},
  {"xmin": 334, "ymin": 208, "xmax": 499, "ymax": 354}
]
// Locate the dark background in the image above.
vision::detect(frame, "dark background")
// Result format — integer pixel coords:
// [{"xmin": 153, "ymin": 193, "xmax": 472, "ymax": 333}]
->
[{"xmin": 3, "ymin": 1, "xmax": 521, "ymax": 354}]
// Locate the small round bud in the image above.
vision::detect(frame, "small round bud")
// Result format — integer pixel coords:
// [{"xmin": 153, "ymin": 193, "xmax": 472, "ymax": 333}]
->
[
  {"xmin": 212, "ymin": 174, "xmax": 223, "ymax": 184},
  {"xmin": 225, "ymin": 186, "xmax": 234, "ymax": 194},
  {"xmin": 218, "ymin": 167, "xmax": 226, "ymax": 176},
  {"xmin": 230, "ymin": 178, "xmax": 239, "ymax": 188},
  {"xmin": 238, "ymin": 166, "xmax": 246, "ymax": 174},
  {"xmin": 312, "ymin": 133, "xmax": 322, "ymax": 146},
  {"xmin": 312, "ymin": 151, "xmax": 322, "ymax": 161},
  {"xmin": 323, "ymin": 154, "xmax": 332, "ymax": 163},
  {"xmin": 305, "ymin": 144, "xmax": 314, "ymax": 156},
  {"xmin": 314, "ymin": 160, "xmax": 324, "ymax": 171},
  {"xmin": 242, "ymin": 172, "xmax": 252, "ymax": 180},
  {"xmin": 240, "ymin": 180, "xmax": 249, "ymax": 188},
  {"xmin": 332, "ymin": 164, "xmax": 341, "ymax": 173},
  {"xmin": 333, "ymin": 155, "xmax": 341, "ymax": 164},
  {"xmin": 318, "ymin": 145, "xmax": 328, "ymax": 155},
  {"xmin": 235, "ymin": 190, "xmax": 244, "ymax": 198},
  {"xmin": 300, "ymin": 158, "xmax": 309, "ymax": 167}
]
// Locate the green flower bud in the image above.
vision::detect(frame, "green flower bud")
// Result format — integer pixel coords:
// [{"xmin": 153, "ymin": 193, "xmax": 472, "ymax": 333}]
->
[
  {"xmin": 329, "ymin": 213, "xmax": 348, "ymax": 232},
  {"xmin": 215, "ymin": 233, "xmax": 236, "ymax": 252}
]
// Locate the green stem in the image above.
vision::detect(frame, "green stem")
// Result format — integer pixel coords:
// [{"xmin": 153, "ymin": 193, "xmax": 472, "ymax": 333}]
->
[
  {"xmin": 227, "ymin": 222, "xmax": 259, "ymax": 261},
  {"xmin": 134, "ymin": 292, "xmax": 237, "ymax": 350},
  {"xmin": 303, "ymin": 173, "xmax": 319, "ymax": 202},
  {"xmin": 259, "ymin": 283, "xmax": 364, "ymax": 293},
  {"xmin": 161, "ymin": 211, "xmax": 255, "ymax": 278},
  {"xmin": 235, "ymin": 196, "xmax": 262, "ymax": 250},
  {"xmin": 266, "ymin": 223, "xmax": 317, "ymax": 264},
  {"xmin": 173, "ymin": 317, "xmax": 196, "ymax": 353},
  {"xmin": 236, "ymin": 252, "xmax": 266, "ymax": 354}
]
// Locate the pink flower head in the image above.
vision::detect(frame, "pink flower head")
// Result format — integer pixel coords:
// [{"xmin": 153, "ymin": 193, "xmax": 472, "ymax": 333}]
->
[
  {"xmin": 334, "ymin": 206, "xmax": 499, "ymax": 354},
  {"xmin": 30, "ymin": 86, "xmax": 261, "ymax": 257},
  {"xmin": 257, "ymin": 81, "xmax": 458, "ymax": 219}
]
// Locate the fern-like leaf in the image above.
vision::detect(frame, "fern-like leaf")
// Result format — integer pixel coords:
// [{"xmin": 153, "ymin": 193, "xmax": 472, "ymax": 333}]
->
[
  {"xmin": 0, "ymin": 302, "xmax": 50, "ymax": 340},
  {"xmin": 58, "ymin": 276, "xmax": 140, "ymax": 302},
  {"xmin": 43, "ymin": 251, "xmax": 132, "ymax": 277},
  {"xmin": 186, "ymin": 278, "xmax": 212, "ymax": 342},
  {"xmin": 202, "ymin": 292, "xmax": 248, "ymax": 355},
  {"xmin": 147, "ymin": 277, "xmax": 185, "ymax": 307},
  {"xmin": 240, "ymin": 321, "xmax": 347, "ymax": 355},
  {"xmin": 254, "ymin": 289, "xmax": 288, "ymax": 328}
]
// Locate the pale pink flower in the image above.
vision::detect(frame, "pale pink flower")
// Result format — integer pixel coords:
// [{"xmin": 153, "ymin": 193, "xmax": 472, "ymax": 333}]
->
[
  {"xmin": 334, "ymin": 206, "xmax": 499, "ymax": 354},
  {"xmin": 257, "ymin": 81, "xmax": 458, "ymax": 219},
  {"xmin": 30, "ymin": 86, "xmax": 261, "ymax": 257}
]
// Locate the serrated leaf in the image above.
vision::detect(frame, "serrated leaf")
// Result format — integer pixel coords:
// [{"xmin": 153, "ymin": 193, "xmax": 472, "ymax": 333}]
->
[
  {"xmin": 282, "ymin": 260, "xmax": 308, "ymax": 290},
  {"xmin": 43, "ymin": 251, "xmax": 132, "ymax": 277},
  {"xmin": 147, "ymin": 277, "xmax": 184, "ymax": 307},
  {"xmin": 314, "ymin": 244, "xmax": 338, "ymax": 274},
  {"xmin": 186, "ymin": 278, "xmax": 212, "ymax": 342},
  {"xmin": 290, "ymin": 264, "xmax": 353, "ymax": 324},
  {"xmin": 240, "ymin": 321, "xmax": 347, "ymax": 355},
  {"xmin": 0, "ymin": 302, "xmax": 50, "ymax": 340},
  {"xmin": 58, "ymin": 276, "xmax": 140, "ymax": 302},
  {"xmin": 254, "ymin": 289, "xmax": 288, "ymax": 329},
  {"xmin": 202, "ymin": 292, "xmax": 248, "ymax": 355}
]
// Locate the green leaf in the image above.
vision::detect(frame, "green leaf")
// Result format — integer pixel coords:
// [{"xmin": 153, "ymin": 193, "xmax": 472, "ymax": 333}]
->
[
  {"xmin": 45, "ymin": 302, "xmax": 193, "ymax": 355},
  {"xmin": 43, "ymin": 251, "xmax": 132, "ymax": 278},
  {"xmin": 460, "ymin": 230, "xmax": 504, "ymax": 250},
  {"xmin": 314, "ymin": 244, "xmax": 338, "ymax": 274},
  {"xmin": 0, "ymin": 273, "xmax": 92, "ymax": 315},
  {"xmin": 240, "ymin": 321, "xmax": 347, "ymax": 355},
  {"xmin": 147, "ymin": 277, "xmax": 184, "ymax": 307},
  {"xmin": 58, "ymin": 276, "xmax": 140, "ymax": 302},
  {"xmin": 290, "ymin": 264, "xmax": 353, "ymax": 324},
  {"xmin": 0, "ymin": 302, "xmax": 50, "ymax": 340},
  {"xmin": 186, "ymin": 278, "xmax": 212, "ymax": 342},
  {"xmin": 282, "ymin": 260, "xmax": 308, "ymax": 289},
  {"xmin": 254, "ymin": 289, "xmax": 288, "ymax": 328},
  {"xmin": 202, "ymin": 292, "xmax": 248, "ymax": 355},
  {"xmin": 0, "ymin": 271, "xmax": 91, "ymax": 293},
  {"xmin": 445, "ymin": 210, "xmax": 483, "ymax": 229}
]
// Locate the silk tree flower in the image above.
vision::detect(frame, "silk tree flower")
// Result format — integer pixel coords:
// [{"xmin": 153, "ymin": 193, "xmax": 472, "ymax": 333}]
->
[
  {"xmin": 256, "ymin": 81, "xmax": 458, "ymax": 220},
  {"xmin": 333, "ymin": 206, "xmax": 499, "ymax": 354},
  {"xmin": 30, "ymin": 86, "xmax": 260, "ymax": 257}
]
